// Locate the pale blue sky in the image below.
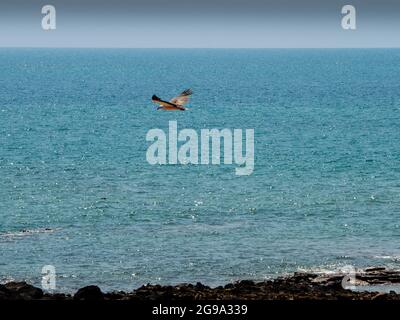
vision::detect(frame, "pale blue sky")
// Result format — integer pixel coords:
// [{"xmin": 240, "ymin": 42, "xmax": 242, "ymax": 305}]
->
[{"xmin": 0, "ymin": 0, "xmax": 399, "ymax": 48}]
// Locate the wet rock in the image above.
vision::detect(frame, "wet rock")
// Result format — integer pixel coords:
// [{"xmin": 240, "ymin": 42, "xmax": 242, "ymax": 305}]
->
[
  {"xmin": 365, "ymin": 267, "xmax": 386, "ymax": 272},
  {"xmin": 74, "ymin": 285, "xmax": 104, "ymax": 300},
  {"xmin": 194, "ymin": 282, "xmax": 207, "ymax": 290},
  {"xmin": 371, "ymin": 293, "xmax": 389, "ymax": 300},
  {"xmin": 42, "ymin": 293, "xmax": 71, "ymax": 300},
  {"xmin": 104, "ymin": 291, "xmax": 126, "ymax": 300},
  {"xmin": 2, "ymin": 268, "xmax": 400, "ymax": 300},
  {"xmin": 4, "ymin": 282, "xmax": 43, "ymax": 300},
  {"xmin": 0, "ymin": 284, "xmax": 12, "ymax": 300},
  {"xmin": 236, "ymin": 280, "xmax": 256, "ymax": 287}
]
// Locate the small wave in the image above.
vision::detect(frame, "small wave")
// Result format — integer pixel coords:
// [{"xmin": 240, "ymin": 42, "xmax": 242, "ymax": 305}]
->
[
  {"xmin": 296, "ymin": 266, "xmax": 342, "ymax": 275},
  {"xmin": 0, "ymin": 227, "xmax": 60, "ymax": 240},
  {"xmin": 0, "ymin": 276, "xmax": 15, "ymax": 285},
  {"xmin": 373, "ymin": 255, "xmax": 400, "ymax": 261}
]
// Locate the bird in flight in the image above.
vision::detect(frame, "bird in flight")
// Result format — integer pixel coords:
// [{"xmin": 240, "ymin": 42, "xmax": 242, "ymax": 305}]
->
[{"xmin": 152, "ymin": 89, "xmax": 192, "ymax": 111}]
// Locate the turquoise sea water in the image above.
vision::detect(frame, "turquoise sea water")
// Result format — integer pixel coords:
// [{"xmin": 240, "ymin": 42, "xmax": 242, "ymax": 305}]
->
[{"xmin": 0, "ymin": 49, "xmax": 399, "ymax": 292}]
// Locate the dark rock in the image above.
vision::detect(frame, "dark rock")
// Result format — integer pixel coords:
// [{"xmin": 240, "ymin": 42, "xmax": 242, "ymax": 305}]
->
[
  {"xmin": 194, "ymin": 282, "xmax": 207, "ymax": 290},
  {"xmin": 104, "ymin": 291, "xmax": 125, "ymax": 300},
  {"xmin": 43, "ymin": 293, "xmax": 70, "ymax": 300},
  {"xmin": 365, "ymin": 267, "xmax": 386, "ymax": 272},
  {"xmin": 235, "ymin": 280, "xmax": 256, "ymax": 290},
  {"xmin": 74, "ymin": 285, "xmax": 104, "ymax": 300},
  {"xmin": 371, "ymin": 293, "xmax": 389, "ymax": 300},
  {"xmin": 2, "ymin": 268, "xmax": 400, "ymax": 301},
  {"xmin": 4, "ymin": 282, "xmax": 43, "ymax": 300},
  {"xmin": 0, "ymin": 284, "xmax": 12, "ymax": 300}
]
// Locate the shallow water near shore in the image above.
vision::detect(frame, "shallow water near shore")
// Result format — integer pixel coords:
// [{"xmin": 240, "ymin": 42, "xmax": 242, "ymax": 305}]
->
[{"xmin": 0, "ymin": 49, "xmax": 400, "ymax": 293}]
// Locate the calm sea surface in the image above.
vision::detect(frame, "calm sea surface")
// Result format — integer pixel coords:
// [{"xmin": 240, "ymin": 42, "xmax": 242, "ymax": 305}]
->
[{"xmin": 0, "ymin": 49, "xmax": 399, "ymax": 292}]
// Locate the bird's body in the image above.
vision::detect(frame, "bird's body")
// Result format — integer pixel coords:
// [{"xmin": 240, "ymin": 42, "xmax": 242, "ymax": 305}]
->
[{"xmin": 152, "ymin": 89, "xmax": 192, "ymax": 111}]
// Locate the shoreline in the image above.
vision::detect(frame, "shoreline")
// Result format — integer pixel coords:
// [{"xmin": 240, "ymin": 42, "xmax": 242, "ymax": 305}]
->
[{"xmin": 1, "ymin": 267, "xmax": 400, "ymax": 300}]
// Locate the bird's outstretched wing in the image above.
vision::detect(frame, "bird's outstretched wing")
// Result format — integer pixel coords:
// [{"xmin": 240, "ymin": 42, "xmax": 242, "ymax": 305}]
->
[
  {"xmin": 170, "ymin": 89, "xmax": 192, "ymax": 106},
  {"xmin": 152, "ymin": 95, "xmax": 185, "ymax": 110}
]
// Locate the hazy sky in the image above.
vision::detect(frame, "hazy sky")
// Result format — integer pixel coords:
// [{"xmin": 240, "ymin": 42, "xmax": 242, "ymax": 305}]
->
[{"xmin": 0, "ymin": 0, "xmax": 399, "ymax": 48}]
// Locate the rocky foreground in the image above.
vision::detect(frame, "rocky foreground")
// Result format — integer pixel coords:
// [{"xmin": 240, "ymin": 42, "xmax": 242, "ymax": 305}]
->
[{"xmin": 1, "ymin": 267, "xmax": 400, "ymax": 300}]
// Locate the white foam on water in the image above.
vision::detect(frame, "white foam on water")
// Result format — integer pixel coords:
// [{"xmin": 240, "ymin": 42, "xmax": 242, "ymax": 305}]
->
[
  {"xmin": 0, "ymin": 227, "xmax": 60, "ymax": 240},
  {"xmin": 373, "ymin": 255, "xmax": 400, "ymax": 261}
]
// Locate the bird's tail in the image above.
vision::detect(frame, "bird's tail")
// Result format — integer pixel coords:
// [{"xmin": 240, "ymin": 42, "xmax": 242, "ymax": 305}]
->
[
  {"xmin": 152, "ymin": 95, "xmax": 161, "ymax": 102},
  {"xmin": 181, "ymin": 89, "xmax": 192, "ymax": 96}
]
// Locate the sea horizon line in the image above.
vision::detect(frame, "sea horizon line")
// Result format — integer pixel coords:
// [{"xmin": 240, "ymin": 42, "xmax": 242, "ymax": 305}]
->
[{"xmin": 0, "ymin": 46, "xmax": 400, "ymax": 50}]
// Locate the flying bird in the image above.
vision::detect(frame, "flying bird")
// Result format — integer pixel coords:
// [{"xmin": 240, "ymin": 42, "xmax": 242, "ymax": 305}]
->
[{"xmin": 152, "ymin": 89, "xmax": 192, "ymax": 111}]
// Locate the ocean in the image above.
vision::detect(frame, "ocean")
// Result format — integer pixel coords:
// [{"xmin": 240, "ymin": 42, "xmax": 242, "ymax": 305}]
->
[{"xmin": 0, "ymin": 48, "xmax": 399, "ymax": 292}]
